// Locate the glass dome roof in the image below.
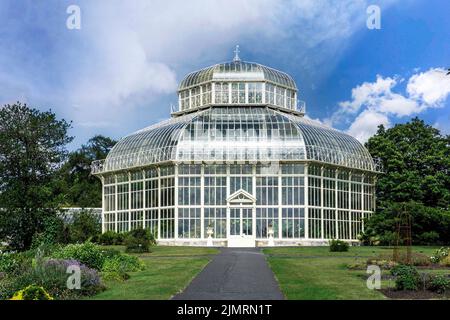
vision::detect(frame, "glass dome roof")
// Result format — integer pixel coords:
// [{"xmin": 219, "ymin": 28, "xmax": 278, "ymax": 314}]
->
[
  {"xmin": 179, "ymin": 61, "xmax": 297, "ymax": 91},
  {"xmin": 98, "ymin": 107, "xmax": 377, "ymax": 173}
]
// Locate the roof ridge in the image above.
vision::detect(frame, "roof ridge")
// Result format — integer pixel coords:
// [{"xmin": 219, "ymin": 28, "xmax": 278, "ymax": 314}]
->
[{"xmin": 179, "ymin": 60, "xmax": 297, "ymax": 90}]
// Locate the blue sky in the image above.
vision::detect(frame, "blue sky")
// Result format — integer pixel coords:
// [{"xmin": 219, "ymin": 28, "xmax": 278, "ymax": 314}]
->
[{"xmin": 0, "ymin": 0, "xmax": 449, "ymax": 149}]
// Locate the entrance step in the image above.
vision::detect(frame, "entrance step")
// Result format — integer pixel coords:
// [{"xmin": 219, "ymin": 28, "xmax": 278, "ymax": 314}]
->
[{"xmin": 228, "ymin": 236, "xmax": 255, "ymax": 247}]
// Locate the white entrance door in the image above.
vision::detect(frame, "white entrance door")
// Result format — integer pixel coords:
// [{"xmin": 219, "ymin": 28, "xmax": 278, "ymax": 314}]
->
[{"xmin": 228, "ymin": 207, "xmax": 255, "ymax": 247}]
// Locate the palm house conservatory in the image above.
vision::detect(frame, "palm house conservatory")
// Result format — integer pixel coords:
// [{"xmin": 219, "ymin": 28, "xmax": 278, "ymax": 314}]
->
[{"xmin": 92, "ymin": 48, "xmax": 380, "ymax": 247}]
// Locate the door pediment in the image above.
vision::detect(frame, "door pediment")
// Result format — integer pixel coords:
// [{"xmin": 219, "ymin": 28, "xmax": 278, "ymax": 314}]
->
[{"xmin": 227, "ymin": 189, "xmax": 256, "ymax": 204}]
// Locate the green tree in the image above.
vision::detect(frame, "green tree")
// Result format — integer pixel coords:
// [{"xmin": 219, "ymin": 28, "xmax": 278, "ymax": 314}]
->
[
  {"xmin": 367, "ymin": 117, "xmax": 450, "ymax": 208},
  {"xmin": 0, "ymin": 102, "xmax": 73, "ymax": 250},
  {"xmin": 361, "ymin": 201, "xmax": 450, "ymax": 245},
  {"xmin": 58, "ymin": 135, "xmax": 116, "ymax": 207},
  {"xmin": 68, "ymin": 210, "xmax": 101, "ymax": 243},
  {"xmin": 363, "ymin": 118, "xmax": 450, "ymax": 245}
]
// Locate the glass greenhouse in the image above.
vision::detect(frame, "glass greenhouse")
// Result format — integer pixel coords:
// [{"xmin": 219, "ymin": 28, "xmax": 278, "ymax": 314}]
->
[{"xmin": 92, "ymin": 51, "xmax": 380, "ymax": 247}]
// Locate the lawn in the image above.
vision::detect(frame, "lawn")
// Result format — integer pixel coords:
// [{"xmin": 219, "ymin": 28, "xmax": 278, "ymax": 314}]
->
[
  {"xmin": 99, "ymin": 245, "xmax": 218, "ymax": 257},
  {"xmin": 90, "ymin": 246, "xmax": 219, "ymax": 300},
  {"xmin": 88, "ymin": 245, "xmax": 447, "ymax": 300},
  {"xmin": 263, "ymin": 246, "xmax": 445, "ymax": 300}
]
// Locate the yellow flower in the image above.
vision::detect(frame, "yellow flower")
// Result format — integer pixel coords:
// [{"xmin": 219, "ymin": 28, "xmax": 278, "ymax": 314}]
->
[{"xmin": 9, "ymin": 285, "xmax": 53, "ymax": 300}]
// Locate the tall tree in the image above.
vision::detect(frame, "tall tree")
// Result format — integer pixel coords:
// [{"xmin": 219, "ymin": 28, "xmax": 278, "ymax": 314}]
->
[
  {"xmin": 363, "ymin": 117, "xmax": 450, "ymax": 244},
  {"xmin": 0, "ymin": 102, "xmax": 73, "ymax": 250},
  {"xmin": 58, "ymin": 135, "xmax": 116, "ymax": 207},
  {"xmin": 366, "ymin": 117, "xmax": 450, "ymax": 208}
]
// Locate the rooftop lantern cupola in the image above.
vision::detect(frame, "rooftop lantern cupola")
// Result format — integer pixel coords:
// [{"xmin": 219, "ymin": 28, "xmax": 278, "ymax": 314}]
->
[{"xmin": 176, "ymin": 46, "xmax": 305, "ymax": 116}]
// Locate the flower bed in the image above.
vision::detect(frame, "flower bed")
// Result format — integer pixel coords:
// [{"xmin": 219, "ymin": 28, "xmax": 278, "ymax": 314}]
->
[{"xmin": 0, "ymin": 242, "xmax": 146, "ymax": 300}]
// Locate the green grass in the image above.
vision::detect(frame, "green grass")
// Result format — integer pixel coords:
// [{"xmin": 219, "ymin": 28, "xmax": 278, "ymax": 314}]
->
[
  {"xmin": 263, "ymin": 246, "xmax": 443, "ymax": 300},
  {"xmin": 90, "ymin": 246, "xmax": 219, "ymax": 300},
  {"xmin": 100, "ymin": 245, "xmax": 218, "ymax": 257},
  {"xmin": 264, "ymin": 245, "xmax": 439, "ymax": 257},
  {"xmin": 90, "ymin": 245, "xmax": 446, "ymax": 300}
]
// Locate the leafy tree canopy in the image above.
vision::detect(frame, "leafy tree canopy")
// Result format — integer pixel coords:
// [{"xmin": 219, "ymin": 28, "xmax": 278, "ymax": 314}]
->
[
  {"xmin": 364, "ymin": 117, "xmax": 450, "ymax": 245},
  {"xmin": 0, "ymin": 102, "xmax": 73, "ymax": 250},
  {"xmin": 366, "ymin": 117, "xmax": 450, "ymax": 208},
  {"xmin": 57, "ymin": 135, "xmax": 116, "ymax": 208}
]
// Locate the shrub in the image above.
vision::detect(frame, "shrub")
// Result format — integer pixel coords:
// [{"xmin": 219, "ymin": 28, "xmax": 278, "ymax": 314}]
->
[
  {"xmin": 427, "ymin": 274, "xmax": 450, "ymax": 294},
  {"xmin": 124, "ymin": 229, "xmax": 153, "ymax": 253},
  {"xmin": 369, "ymin": 251, "xmax": 431, "ymax": 267},
  {"xmin": 0, "ymin": 257, "xmax": 104, "ymax": 300},
  {"xmin": 391, "ymin": 265, "xmax": 420, "ymax": 291},
  {"xmin": 102, "ymin": 254, "xmax": 145, "ymax": 273},
  {"xmin": 10, "ymin": 285, "xmax": 53, "ymax": 300},
  {"xmin": 395, "ymin": 252, "xmax": 432, "ymax": 266},
  {"xmin": 439, "ymin": 256, "xmax": 450, "ymax": 267},
  {"xmin": 0, "ymin": 251, "xmax": 32, "ymax": 275},
  {"xmin": 430, "ymin": 247, "xmax": 449, "ymax": 264},
  {"xmin": 366, "ymin": 258, "xmax": 398, "ymax": 270},
  {"xmin": 329, "ymin": 240, "xmax": 349, "ymax": 252},
  {"xmin": 101, "ymin": 271, "xmax": 130, "ymax": 282},
  {"xmin": 101, "ymin": 248, "xmax": 121, "ymax": 259},
  {"xmin": 115, "ymin": 232, "xmax": 126, "ymax": 245},
  {"xmin": 43, "ymin": 259, "xmax": 103, "ymax": 297},
  {"xmin": 148, "ymin": 231, "xmax": 157, "ymax": 246},
  {"xmin": 31, "ymin": 215, "xmax": 69, "ymax": 248},
  {"xmin": 97, "ymin": 231, "xmax": 125, "ymax": 245},
  {"xmin": 0, "ymin": 252, "xmax": 19, "ymax": 274},
  {"xmin": 97, "ymin": 231, "xmax": 116, "ymax": 245},
  {"xmin": 416, "ymin": 231, "xmax": 440, "ymax": 245},
  {"xmin": 68, "ymin": 210, "xmax": 101, "ymax": 243},
  {"xmin": 52, "ymin": 242, "xmax": 105, "ymax": 270}
]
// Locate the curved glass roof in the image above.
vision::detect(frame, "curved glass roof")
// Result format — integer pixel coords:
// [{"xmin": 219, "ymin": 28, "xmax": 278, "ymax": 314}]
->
[
  {"xmin": 179, "ymin": 61, "xmax": 297, "ymax": 91},
  {"xmin": 98, "ymin": 107, "xmax": 376, "ymax": 173}
]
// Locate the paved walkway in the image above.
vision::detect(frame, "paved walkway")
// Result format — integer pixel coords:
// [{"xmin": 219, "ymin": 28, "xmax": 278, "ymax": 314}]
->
[{"xmin": 173, "ymin": 248, "xmax": 284, "ymax": 300}]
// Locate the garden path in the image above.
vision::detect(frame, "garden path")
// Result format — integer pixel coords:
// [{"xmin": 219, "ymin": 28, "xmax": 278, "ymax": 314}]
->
[{"xmin": 172, "ymin": 248, "xmax": 284, "ymax": 300}]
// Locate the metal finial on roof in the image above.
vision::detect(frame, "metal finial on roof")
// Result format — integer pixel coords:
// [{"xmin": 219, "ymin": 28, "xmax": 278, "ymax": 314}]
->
[{"xmin": 233, "ymin": 45, "xmax": 241, "ymax": 62}]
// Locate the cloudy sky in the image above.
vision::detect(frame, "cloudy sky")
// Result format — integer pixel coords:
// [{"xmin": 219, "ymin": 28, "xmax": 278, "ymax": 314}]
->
[{"xmin": 0, "ymin": 0, "xmax": 449, "ymax": 149}]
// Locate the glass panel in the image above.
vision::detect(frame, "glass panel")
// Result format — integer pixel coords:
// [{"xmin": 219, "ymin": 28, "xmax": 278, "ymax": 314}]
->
[
  {"xmin": 248, "ymin": 83, "xmax": 263, "ymax": 103},
  {"xmin": 215, "ymin": 82, "xmax": 229, "ymax": 104},
  {"xmin": 204, "ymin": 208, "xmax": 227, "ymax": 238},
  {"xmin": 145, "ymin": 210, "xmax": 158, "ymax": 235},
  {"xmin": 201, "ymin": 83, "xmax": 211, "ymax": 105},
  {"xmin": 230, "ymin": 208, "xmax": 240, "ymax": 236},
  {"xmin": 323, "ymin": 209, "xmax": 336, "ymax": 239},
  {"xmin": 231, "ymin": 83, "xmax": 245, "ymax": 104},
  {"xmin": 104, "ymin": 106, "xmax": 376, "ymax": 174},
  {"xmin": 282, "ymin": 176, "xmax": 304, "ymax": 205},
  {"xmin": 256, "ymin": 208, "xmax": 278, "ymax": 238},
  {"xmin": 178, "ymin": 208, "xmax": 201, "ymax": 238},
  {"xmin": 204, "ymin": 176, "xmax": 227, "ymax": 205},
  {"xmin": 178, "ymin": 177, "xmax": 201, "ymax": 205},
  {"xmin": 308, "ymin": 208, "xmax": 322, "ymax": 239},
  {"xmin": 256, "ymin": 177, "xmax": 278, "ymax": 205},
  {"xmin": 160, "ymin": 208, "xmax": 174, "ymax": 238},
  {"xmin": 242, "ymin": 208, "xmax": 252, "ymax": 236},
  {"xmin": 282, "ymin": 208, "xmax": 304, "ymax": 238},
  {"xmin": 230, "ymin": 176, "xmax": 252, "ymax": 194}
]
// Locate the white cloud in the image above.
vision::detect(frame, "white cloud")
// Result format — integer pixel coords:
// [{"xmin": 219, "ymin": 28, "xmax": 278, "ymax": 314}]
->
[
  {"xmin": 330, "ymin": 68, "xmax": 450, "ymax": 142},
  {"xmin": 377, "ymin": 92, "xmax": 421, "ymax": 116},
  {"xmin": 347, "ymin": 109, "xmax": 389, "ymax": 143},
  {"xmin": 434, "ymin": 120, "xmax": 450, "ymax": 135},
  {"xmin": 339, "ymin": 75, "xmax": 397, "ymax": 114},
  {"xmin": 64, "ymin": 0, "xmax": 389, "ymax": 125},
  {"xmin": 0, "ymin": 0, "xmax": 397, "ymax": 147},
  {"xmin": 407, "ymin": 68, "xmax": 450, "ymax": 106}
]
